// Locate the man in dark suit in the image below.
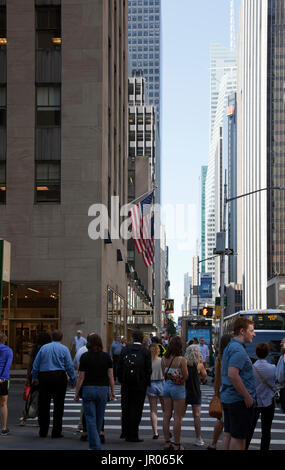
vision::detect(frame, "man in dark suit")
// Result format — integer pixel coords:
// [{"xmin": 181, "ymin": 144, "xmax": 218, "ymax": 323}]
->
[{"xmin": 117, "ymin": 329, "xmax": 152, "ymax": 442}]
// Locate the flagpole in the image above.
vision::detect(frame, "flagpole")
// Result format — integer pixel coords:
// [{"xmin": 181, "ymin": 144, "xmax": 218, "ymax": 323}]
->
[{"xmin": 127, "ymin": 185, "xmax": 158, "ymax": 207}]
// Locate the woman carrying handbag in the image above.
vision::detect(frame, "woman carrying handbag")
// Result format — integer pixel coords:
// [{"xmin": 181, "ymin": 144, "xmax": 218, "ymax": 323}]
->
[{"xmin": 207, "ymin": 334, "xmax": 232, "ymax": 450}]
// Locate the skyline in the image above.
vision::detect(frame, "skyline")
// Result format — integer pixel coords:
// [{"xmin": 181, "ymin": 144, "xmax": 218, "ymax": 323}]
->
[{"xmin": 161, "ymin": 0, "xmax": 241, "ymax": 320}]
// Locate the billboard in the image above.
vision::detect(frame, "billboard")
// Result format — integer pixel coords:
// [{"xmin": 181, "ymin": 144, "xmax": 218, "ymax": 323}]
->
[{"xmin": 200, "ymin": 274, "xmax": 212, "ymax": 300}]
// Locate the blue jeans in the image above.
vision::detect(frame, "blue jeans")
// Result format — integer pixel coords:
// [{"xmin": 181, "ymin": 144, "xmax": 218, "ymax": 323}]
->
[{"xmin": 82, "ymin": 385, "xmax": 109, "ymax": 450}]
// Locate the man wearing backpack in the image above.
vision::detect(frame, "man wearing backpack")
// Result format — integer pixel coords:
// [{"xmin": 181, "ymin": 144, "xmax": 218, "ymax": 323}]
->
[{"xmin": 117, "ymin": 329, "xmax": 152, "ymax": 442}]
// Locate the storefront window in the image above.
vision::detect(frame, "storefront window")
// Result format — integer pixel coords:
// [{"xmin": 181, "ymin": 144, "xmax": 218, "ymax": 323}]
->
[{"xmin": 0, "ymin": 281, "xmax": 60, "ymax": 369}]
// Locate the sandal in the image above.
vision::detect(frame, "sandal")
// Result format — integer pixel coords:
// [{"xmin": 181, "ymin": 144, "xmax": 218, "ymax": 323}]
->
[
  {"xmin": 172, "ymin": 443, "xmax": 184, "ymax": 451},
  {"xmin": 164, "ymin": 441, "xmax": 174, "ymax": 450}
]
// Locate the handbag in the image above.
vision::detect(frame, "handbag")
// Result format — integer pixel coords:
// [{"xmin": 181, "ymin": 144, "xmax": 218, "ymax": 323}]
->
[
  {"xmin": 23, "ymin": 385, "xmax": 31, "ymax": 401},
  {"xmin": 209, "ymin": 394, "xmax": 223, "ymax": 419},
  {"xmin": 24, "ymin": 387, "xmax": 39, "ymax": 419}
]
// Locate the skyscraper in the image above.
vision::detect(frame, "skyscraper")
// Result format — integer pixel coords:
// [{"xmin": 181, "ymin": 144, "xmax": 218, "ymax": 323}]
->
[
  {"xmin": 128, "ymin": 0, "xmax": 161, "ymax": 127},
  {"xmin": 200, "ymin": 166, "xmax": 208, "ymax": 273},
  {"xmin": 205, "ymin": 40, "xmax": 237, "ymax": 300},
  {"xmin": 0, "ymin": 0, "xmax": 129, "ymax": 366},
  {"xmin": 237, "ymin": 0, "xmax": 285, "ymax": 309},
  {"xmin": 128, "ymin": 0, "xmax": 162, "ymax": 329}
]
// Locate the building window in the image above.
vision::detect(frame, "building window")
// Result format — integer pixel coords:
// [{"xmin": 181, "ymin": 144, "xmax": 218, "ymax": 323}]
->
[
  {"xmin": 36, "ymin": 85, "xmax": 61, "ymax": 126},
  {"xmin": 36, "ymin": 6, "xmax": 61, "ymax": 50},
  {"xmin": 35, "ymin": 161, "xmax": 60, "ymax": 203}
]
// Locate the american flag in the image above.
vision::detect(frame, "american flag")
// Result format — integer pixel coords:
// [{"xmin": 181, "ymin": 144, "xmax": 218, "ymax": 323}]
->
[{"xmin": 129, "ymin": 191, "xmax": 154, "ymax": 267}]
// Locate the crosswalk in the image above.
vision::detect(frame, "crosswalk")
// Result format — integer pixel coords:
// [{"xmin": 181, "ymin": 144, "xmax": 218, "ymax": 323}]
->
[{"xmin": 52, "ymin": 385, "xmax": 285, "ymax": 449}]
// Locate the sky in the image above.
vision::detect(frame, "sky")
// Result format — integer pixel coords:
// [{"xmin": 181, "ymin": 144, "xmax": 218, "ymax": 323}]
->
[{"xmin": 160, "ymin": 0, "xmax": 241, "ymax": 321}]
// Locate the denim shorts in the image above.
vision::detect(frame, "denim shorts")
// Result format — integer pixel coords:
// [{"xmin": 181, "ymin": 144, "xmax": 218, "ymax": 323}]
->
[
  {"xmin": 162, "ymin": 380, "xmax": 186, "ymax": 400},
  {"xmin": 147, "ymin": 380, "xmax": 164, "ymax": 397}
]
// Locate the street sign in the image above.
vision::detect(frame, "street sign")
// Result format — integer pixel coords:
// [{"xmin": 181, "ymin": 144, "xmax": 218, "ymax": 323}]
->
[{"xmin": 132, "ymin": 310, "xmax": 151, "ymax": 316}]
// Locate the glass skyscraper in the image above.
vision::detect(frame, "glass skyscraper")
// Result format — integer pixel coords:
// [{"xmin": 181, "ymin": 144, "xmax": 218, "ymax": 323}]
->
[{"xmin": 128, "ymin": 0, "xmax": 161, "ymax": 128}]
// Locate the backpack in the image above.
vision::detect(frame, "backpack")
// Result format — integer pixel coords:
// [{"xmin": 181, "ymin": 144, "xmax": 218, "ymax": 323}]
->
[{"xmin": 122, "ymin": 347, "xmax": 143, "ymax": 387}]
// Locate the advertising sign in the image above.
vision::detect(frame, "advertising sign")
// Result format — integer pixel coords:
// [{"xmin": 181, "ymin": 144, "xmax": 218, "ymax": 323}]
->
[
  {"xmin": 165, "ymin": 299, "xmax": 174, "ymax": 314},
  {"xmin": 200, "ymin": 274, "xmax": 212, "ymax": 300}
]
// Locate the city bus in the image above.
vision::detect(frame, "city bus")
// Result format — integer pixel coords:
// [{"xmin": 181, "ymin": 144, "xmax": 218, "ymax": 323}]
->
[{"xmin": 223, "ymin": 309, "xmax": 285, "ymax": 364}]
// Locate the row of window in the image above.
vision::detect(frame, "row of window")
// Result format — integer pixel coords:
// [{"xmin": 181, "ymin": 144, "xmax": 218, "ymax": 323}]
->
[
  {"xmin": 128, "ymin": 29, "xmax": 160, "ymax": 36},
  {"xmin": 0, "ymin": 4, "xmax": 6, "ymax": 204},
  {"xmin": 129, "ymin": 37, "xmax": 159, "ymax": 45},
  {"xmin": 36, "ymin": 6, "xmax": 61, "ymax": 203}
]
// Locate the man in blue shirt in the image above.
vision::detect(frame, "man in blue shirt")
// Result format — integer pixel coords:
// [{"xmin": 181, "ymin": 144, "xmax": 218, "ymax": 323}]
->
[
  {"xmin": 32, "ymin": 329, "xmax": 76, "ymax": 438},
  {"xmin": 220, "ymin": 317, "xmax": 256, "ymax": 450},
  {"xmin": 110, "ymin": 335, "xmax": 123, "ymax": 382},
  {"xmin": 0, "ymin": 332, "xmax": 13, "ymax": 436}
]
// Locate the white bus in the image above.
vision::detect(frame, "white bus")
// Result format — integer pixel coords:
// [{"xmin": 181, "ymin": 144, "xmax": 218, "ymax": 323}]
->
[{"xmin": 223, "ymin": 309, "xmax": 285, "ymax": 364}]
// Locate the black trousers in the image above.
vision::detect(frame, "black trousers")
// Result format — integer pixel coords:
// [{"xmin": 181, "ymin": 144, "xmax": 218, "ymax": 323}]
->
[
  {"xmin": 246, "ymin": 400, "xmax": 275, "ymax": 451},
  {"xmin": 121, "ymin": 384, "xmax": 146, "ymax": 439},
  {"xmin": 112, "ymin": 355, "xmax": 120, "ymax": 381},
  {"xmin": 38, "ymin": 370, "xmax": 67, "ymax": 437}
]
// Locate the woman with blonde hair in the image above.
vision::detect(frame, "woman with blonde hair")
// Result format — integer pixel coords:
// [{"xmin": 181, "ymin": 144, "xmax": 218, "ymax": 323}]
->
[
  {"xmin": 146, "ymin": 342, "xmax": 165, "ymax": 439},
  {"xmin": 184, "ymin": 344, "xmax": 207, "ymax": 447}
]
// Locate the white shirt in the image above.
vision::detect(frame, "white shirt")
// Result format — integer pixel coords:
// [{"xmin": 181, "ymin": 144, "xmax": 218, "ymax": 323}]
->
[
  {"xmin": 75, "ymin": 336, "xmax": 87, "ymax": 352},
  {"xmin": 73, "ymin": 345, "xmax": 88, "ymax": 369}
]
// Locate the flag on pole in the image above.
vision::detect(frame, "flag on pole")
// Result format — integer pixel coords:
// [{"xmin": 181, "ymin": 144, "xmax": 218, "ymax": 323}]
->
[{"xmin": 129, "ymin": 191, "xmax": 155, "ymax": 267}]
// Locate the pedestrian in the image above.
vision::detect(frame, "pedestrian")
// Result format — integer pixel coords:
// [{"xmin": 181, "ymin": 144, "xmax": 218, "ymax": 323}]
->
[
  {"xmin": 184, "ymin": 344, "xmax": 207, "ymax": 447},
  {"xmin": 31, "ymin": 329, "xmax": 76, "ymax": 438},
  {"xmin": 74, "ymin": 333, "xmax": 115, "ymax": 450},
  {"xmin": 246, "ymin": 342, "xmax": 277, "ymax": 451},
  {"xmin": 109, "ymin": 335, "xmax": 123, "ymax": 382},
  {"xmin": 276, "ymin": 337, "xmax": 285, "ymax": 413},
  {"xmin": 70, "ymin": 330, "xmax": 87, "ymax": 359},
  {"xmin": 198, "ymin": 337, "xmax": 209, "ymax": 385},
  {"xmin": 146, "ymin": 342, "xmax": 165, "ymax": 439},
  {"xmin": 193, "ymin": 337, "xmax": 199, "ymax": 345},
  {"xmin": 147, "ymin": 333, "xmax": 153, "ymax": 347},
  {"xmin": 0, "ymin": 332, "xmax": 13, "ymax": 436},
  {"xmin": 151, "ymin": 336, "xmax": 166, "ymax": 357},
  {"xmin": 220, "ymin": 317, "xmax": 256, "ymax": 450},
  {"xmin": 117, "ymin": 329, "xmax": 152, "ymax": 442},
  {"xmin": 161, "ymin": 336, "xmax": 188, "ymax": 451},
  {"xmin": 207, "ymin": 334, "xmax": 232, "ymax": 450},
  {"xmin": 20, "ymin": 332, "xmax": 51, "ymax": 426}
]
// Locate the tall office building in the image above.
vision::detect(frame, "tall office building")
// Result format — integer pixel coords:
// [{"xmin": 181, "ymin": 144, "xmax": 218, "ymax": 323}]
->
[
  {"xmin": 0, "ymin": 0, "xmax": 129, "ymax": 368},
  {"xmin": 183, "ymin": 272, "xmax": 192, "ymax": 315},
  {"xmin": 204, "ymin": 2, "xmax": 237, "ymax": 300},
  {"xmin": 205, "ymin": 29, "xmax": 237, "ymax": 300},
  {"xmin": 200, "ymin": 166, "xmax": 208, "ymax": 273},
  {"xmin": 237, "ymin": 0, "xmax": 285, "ymax": 309},
  {"xmin": 128, "ymin": 0, "xmax": 162, "ymax": 330},
  {"xmin": 128, "ymin": 0, "xmax": 161, "ymax": 127}
]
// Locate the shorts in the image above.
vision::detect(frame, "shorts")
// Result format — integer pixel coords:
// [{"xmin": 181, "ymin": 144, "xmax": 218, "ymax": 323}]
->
[
  {"xmin": 147, "ymin": 380, "xmax": 164, "ymax": 397},
  {"xmin": 0, "ymin": 380, "xmax": 9, "ymax": 396},
  {"xmin": 162, "ymin": 380, "xmax": 186, "ymax": 400},
  {"xmin": 223, "ymin": 401, "xmax": 255, "ymax": 439}
]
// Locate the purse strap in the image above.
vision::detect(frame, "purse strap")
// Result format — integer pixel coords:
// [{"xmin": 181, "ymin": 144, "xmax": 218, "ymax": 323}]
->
[
  {"xmin": 253, "ymin": 365, "xmax": 276, "ymax": 393},
  {"xmin": 164, "ymin": 356, "xmax": 175, "ymax": 377}
]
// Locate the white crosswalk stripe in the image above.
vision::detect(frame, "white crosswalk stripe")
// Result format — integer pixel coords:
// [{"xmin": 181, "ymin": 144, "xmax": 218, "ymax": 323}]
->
[{"xmin": 48, "ymin": 385, "xmax": 285, "ymax": 448}]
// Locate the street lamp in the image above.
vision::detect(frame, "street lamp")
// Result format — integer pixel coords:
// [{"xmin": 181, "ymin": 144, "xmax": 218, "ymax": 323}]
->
[{"xmin": 218, "ymin": 181, "xmax": 285, "ymax": 338}]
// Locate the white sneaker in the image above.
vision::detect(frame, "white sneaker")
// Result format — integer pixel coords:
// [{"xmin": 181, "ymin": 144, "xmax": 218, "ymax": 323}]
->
[{"xmin": 194, "ymin": 438, "xmax": 205, "ymax": 447}]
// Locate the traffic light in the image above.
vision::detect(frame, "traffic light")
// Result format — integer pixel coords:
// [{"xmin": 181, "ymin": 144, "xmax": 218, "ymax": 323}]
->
[{"xmin": 201, "ymin": 307, "xmax": 213, "ymax": 318}]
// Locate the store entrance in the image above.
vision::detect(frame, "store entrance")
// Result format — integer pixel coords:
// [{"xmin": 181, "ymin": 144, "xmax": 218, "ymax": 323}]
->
[{"xmin": 9, "ymin": 319, "xmax": 59, "ymax": 369}]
